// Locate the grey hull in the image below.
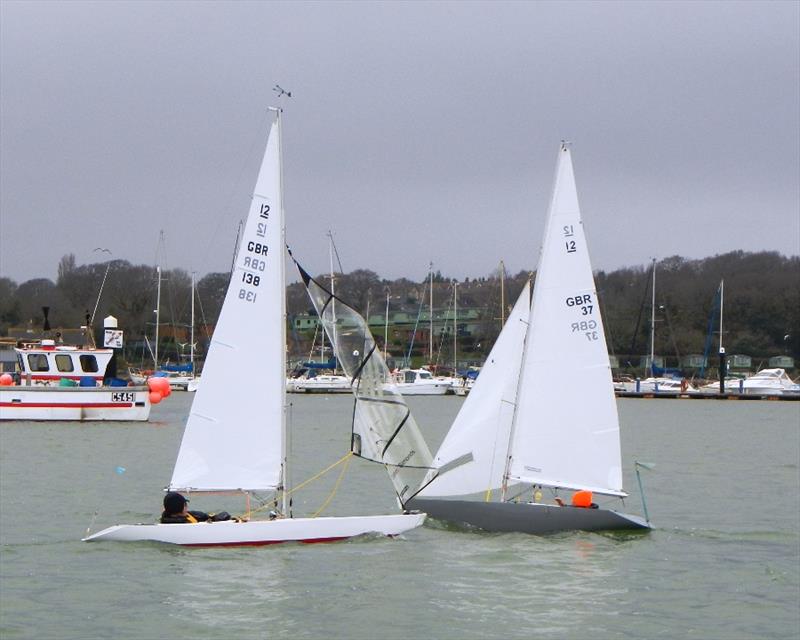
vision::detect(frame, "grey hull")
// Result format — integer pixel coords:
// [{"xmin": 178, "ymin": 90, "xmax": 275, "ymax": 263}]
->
[{"xmin": 406, "ymin": 498, "xmax": 651, "ymax": 534}]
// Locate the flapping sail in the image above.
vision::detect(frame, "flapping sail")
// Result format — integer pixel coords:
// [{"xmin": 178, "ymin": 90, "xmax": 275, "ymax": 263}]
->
[
  {"xmin": 295, "ymin": 261, "xmax": 434, "ymax": 504},
  {"xmin": 417, "ymin": 282, "xmax": 531, "ymax": 498},
  {"xmin": 170, "ymin": 117, "xmax": 285, "ymax": 493},
  {"xmin": 507, "ymin": 144, "xmax": 625, "ymax": 497}
]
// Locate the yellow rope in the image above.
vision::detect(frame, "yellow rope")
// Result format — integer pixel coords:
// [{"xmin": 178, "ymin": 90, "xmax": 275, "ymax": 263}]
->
[
  {"xmin": 311, "ymin": 452, "xmax": 352, "ymax": 517},
  {"xmin": 286, "ymin": 451, "xmax": 353, "ymax": 498},
  {"xmin": 241, "ymin": 451, "xmax": 354, "ymax": 519}
]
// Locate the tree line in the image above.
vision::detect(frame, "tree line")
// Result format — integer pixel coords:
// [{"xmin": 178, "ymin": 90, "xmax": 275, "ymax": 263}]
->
[{"xmin": 1, "ymin": 250, "xmax": 797, "ymax": 370}]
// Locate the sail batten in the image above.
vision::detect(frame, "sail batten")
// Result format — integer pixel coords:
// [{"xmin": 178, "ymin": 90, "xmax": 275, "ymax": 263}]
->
[{"xmin": 169, "ymin": 118, "xmax": 285, "ymax": 494}]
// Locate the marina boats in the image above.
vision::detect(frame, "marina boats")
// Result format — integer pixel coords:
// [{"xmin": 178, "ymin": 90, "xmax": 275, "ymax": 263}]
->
[
  {"xmin": 405, "ymin": 143, "xmax": 651, "ymax": 534},
  {"xmin": 128, "ymin": 273, "xmax": 200, "ymax": 392},
  {"xmin": 390, "ymin": 368, "xmax": 452, "ymax": 395},
  {"xmin": 84, "ymin": 109, "xmax": 425, "ymax": 546},
  {"xmin": 0, "ymin": 338, "xmax": 152, "ymax": 422}
]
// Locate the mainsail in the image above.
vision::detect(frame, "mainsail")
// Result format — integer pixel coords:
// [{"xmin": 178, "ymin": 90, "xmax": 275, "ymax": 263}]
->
[
  {"xmin": 417, "ymin": 282, "xmax": 531, "ymax": 498},
  {"xmin": 170, "ymin": 118, "xmax": 285, "ymax": 493},
  {"xmin": 506, "ymin": 144, "xmax": 624, "ymax": 496},
  {"xmin": 296, "ymin": 263, "xmax": 434, "ymax": 504}
]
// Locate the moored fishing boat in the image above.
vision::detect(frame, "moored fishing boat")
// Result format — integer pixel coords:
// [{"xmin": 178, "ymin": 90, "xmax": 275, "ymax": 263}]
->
[{"xmin": 0, "ymin": 339, "xmax": 152, "ymax": 421}]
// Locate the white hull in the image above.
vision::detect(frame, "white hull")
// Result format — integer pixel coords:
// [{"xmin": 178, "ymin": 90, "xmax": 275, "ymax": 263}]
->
[
  {"xmin": 83, "ymin": 512, "xmax": 426, "ymax": 546},
  {"xmin": 0, "ymin": 386, "xmax": 151, "ymax": 421},
  {"xmin": 390, "ymin": 381, "xmax": 451, "ymax": 396},
  {"xmin": 287, "ymin": 375, "xmax": 352, "ymax": 393}
]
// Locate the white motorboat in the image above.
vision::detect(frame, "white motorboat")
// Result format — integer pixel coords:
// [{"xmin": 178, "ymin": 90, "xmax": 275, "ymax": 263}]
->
[
  {"xmin": 736, "ymin": 368, "xmax": 800, "ymax": 396},
  {"xmin": 287, "ymin": 373, "xmax": 352, "ymax": 393},
  {"xmin": 619, "ymin": 377, "xmax": 694, "ymax": 394},
  {"xmin": 390, "ymin": 368, "xmax": 452, "ymax": 395}
]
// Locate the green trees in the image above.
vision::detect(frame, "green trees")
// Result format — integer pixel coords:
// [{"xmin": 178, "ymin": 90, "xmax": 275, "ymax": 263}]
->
[{"xmin": 1, "ymin": 250, "xmax": 797, "ymax": 365}]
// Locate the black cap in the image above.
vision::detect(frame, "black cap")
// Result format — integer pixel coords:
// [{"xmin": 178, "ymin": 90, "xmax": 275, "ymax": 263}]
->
[{"xmin": 163, "ymin": 492, "xmax": 188, "ymax": 514}]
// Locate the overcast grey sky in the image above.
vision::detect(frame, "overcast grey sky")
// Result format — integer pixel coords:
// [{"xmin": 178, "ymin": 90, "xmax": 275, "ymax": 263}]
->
[{"xmin": 1, "ymin": 0, "xmax": 798, "ymax": 285}]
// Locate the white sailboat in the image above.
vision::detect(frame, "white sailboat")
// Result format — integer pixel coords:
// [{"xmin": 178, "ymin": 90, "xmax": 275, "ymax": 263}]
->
[
  {"xmin": 84, "ymin": 109, "xmax": 425, "ymax": 546},
  {"xmin": 406, "ymin": 143, "xmax": 650, "ymax": 534}
]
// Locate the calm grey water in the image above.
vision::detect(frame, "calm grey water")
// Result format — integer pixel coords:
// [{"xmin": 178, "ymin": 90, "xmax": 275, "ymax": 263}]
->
[{"xmin": 1, "ymin": 394, "xmax": 798, "ymax": 639}]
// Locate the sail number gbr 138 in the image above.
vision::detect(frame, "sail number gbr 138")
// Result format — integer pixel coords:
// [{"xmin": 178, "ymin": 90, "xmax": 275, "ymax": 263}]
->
[
  {"xmin": 566, "ymin": 294, "xmax": 599, "ymax": 341},
  {"xmin": 239, "ymin": 203, "xmax": 271, "ymax": 303}
]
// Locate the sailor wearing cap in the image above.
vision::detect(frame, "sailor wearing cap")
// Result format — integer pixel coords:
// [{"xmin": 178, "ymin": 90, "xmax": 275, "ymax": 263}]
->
[{"xmin": 160, "ymin": 492, "xmax": 212, "ymax": 524}]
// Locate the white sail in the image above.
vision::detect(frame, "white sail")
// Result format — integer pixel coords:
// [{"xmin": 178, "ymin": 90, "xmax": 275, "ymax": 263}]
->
[
  {"xmin": 297, "ymin": 264, "xmax": 434, "ymax": 504},
  {"xmin": 170, "ymin": 118, "xmax": 285, "ymax": 493},
  {"xmin": 418, "ymin": 282, "xmax": 531, "ymax": 498},
  {"xmin": 507, "ymin": 144, "xmax": 625, "ymax": 497}
]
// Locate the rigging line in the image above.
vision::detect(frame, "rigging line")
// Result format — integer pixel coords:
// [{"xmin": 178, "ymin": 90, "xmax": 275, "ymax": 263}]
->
[
  {"xmin": 242, "ymin": 452, "xmax": 355, "ymax": 519},
  {"xmin": 327, "ymin": 229, "xmax": 345, "ymax": 274},
  {"xmin": 312, "ymin": 453, "xmax": 352, "ymax": 517},
  {"xmin": 284, "ymin": 452, "xmax": 353, "ymax": 498},
  {"xmin": 629, "ymin": 262, "xmax": 654, "ymax": 357},
  {"xmin": 405, "ymin": 293, "xmax": 426, "ymax": 367},
  {"xmin": 351, "ymin": 452, "xmax": 434, "ymax": 471}
]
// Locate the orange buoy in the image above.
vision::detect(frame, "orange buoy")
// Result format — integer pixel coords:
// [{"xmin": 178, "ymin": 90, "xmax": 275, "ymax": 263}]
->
[
  {"xmin": 571, "ymin": 490, "xmax": 593, "ymax": 508},
  {"xmin": 0, "ymin": 373, "xmax": 13, "ymax": 386},
  {"xmin": 149, "ymin": 391, "xmax": 162, "ymax": 404}
]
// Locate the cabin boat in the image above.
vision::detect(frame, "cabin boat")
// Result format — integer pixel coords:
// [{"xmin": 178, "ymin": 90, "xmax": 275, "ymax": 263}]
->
[
  {"xmin": 735, "ymin": 368, "xmax": 800, "ymax": 396},
  {"xmin": 287, "ymin": 372, "xmax": 352, "ymax": 393},
  {"xmin": 390, "ymin": 368, "xmax": 452, "ymax": 395},
  {"xmin": 0, "ymin": 340, "xmax": 151, "ymax": 421}
]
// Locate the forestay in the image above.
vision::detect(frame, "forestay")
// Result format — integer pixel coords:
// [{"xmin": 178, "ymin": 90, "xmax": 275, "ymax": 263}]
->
[
  {"xmin": 297, "ymin": 264, "xmax": 434, "ymax": 504},
  {"xmin": 170, "ymin": 120, "xmax": 285, "ymax": 493},
  {"xmin": 507, "ymin": 144, "xmax": 625, "ymax": 497},
  {"xmin": 417, "ymin": 282, "xmax": 531, "ymax": 498}
]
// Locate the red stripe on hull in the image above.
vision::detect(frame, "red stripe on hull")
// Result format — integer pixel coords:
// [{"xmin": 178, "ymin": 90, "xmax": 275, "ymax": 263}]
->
[
  {"xmin": 184, "ymin": 535, "xmax": 357, "ymax": 548},
  {"xmin": 29, "ymin": 375, "xmax": 103, "ymax": 381},
  {"xmin": 0, "ymin": 402, "xmax": 134, "ymax": 409}
]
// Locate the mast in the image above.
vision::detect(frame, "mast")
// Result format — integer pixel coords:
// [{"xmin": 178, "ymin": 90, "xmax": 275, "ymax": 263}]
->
[
  {"xmin": 271, "ymin": 105, "xmax": 290, "ymax": 517},
  {"xmin": 155, "ymin": 265, "xmax": 161, "ymax": 369},
  {"xmin": 384, "ymin": 288, "xmax": 390, "ymax": 361},
  {"xmin": 719, "ymin": 279, "xmax": 724, "ymax": 352},
  {"xmin": 327, "ymin": 230, "xmax": 338, "ymax": 372},
  {"xmin": 649, "ymin": 258, "xmax": 656, "ymax": 377},
  {"xmin": 190, "ymin": 272, "xmax": 195, "ymax": 376},
  {"xmin": 718, "ymin": 279, "xmax": 726, "ymax": 394},
  {"xmin": 429, "ymin": 262, "xmax": 434, "ymax": 365},
  {"xmin": 453, "ymin": 280, "xmax": 458, "ymax": 373},
  {"xmin": 500, "ymin": 260, "xmax": 505, "ymax": 328}
]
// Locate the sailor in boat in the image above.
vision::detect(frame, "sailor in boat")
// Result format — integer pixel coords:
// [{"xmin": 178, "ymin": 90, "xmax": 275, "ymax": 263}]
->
[{"xmin": 159, "ymin": 492, "xmax": 234, "ymax": 524}]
